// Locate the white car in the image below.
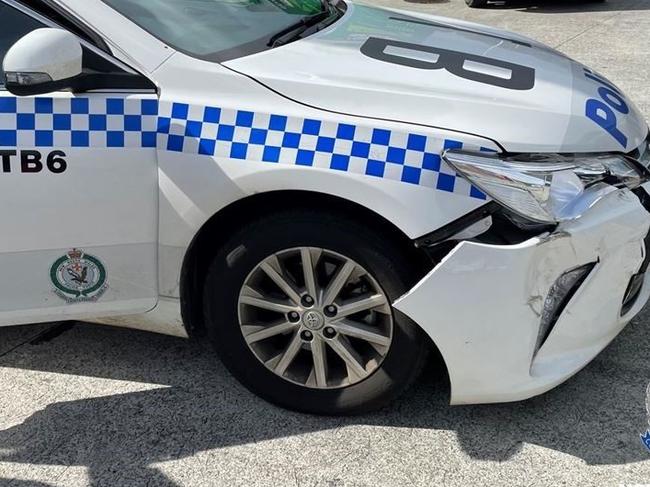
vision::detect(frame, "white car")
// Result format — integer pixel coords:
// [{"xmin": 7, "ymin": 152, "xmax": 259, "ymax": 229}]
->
[{"xmin": 1, "ymin": 0, "xmax": 649, "ymax": 415}]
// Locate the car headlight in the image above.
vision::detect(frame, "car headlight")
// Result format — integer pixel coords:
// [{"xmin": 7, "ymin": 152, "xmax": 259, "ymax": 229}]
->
[{"xmin": 443, "ymin": 151, "xmax": 645, "ymax": 224}]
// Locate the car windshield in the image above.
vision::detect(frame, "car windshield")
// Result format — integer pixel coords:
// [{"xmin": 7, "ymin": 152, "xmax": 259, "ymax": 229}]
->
[{"xmin": 100, "ymin": 0, "xmax": 334, "ymax": 61}]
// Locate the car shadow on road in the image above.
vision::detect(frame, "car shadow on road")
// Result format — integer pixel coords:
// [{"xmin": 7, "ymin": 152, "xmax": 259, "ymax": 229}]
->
[
  {"xmin": 399, "ymin": 0, "xmax": 650, "ymax": 11},
  {"xmin": 486, "ymin": 0, "xmax": 650, "ymax": 12},
  {"xmin": 0, "ymin": 310, "xmax": 648, "ymax": 486},
  {"xmin": 497, "ymin": 0, "xmax": 650, "ymax": 14}
]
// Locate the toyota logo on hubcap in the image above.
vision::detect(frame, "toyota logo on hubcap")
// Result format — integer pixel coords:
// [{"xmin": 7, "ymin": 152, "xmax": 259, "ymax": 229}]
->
[{"xmin": 303, "ymin": 311, "xmax": 325, "ymax": 330}]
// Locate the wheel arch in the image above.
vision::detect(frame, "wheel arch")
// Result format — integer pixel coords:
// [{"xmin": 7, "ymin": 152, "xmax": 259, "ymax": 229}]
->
[{"xmin": 179, "ymin": 189, "xmax": 433, "ymax": 338}]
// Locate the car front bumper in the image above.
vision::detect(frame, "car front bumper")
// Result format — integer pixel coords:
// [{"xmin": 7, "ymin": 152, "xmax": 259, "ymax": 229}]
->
[{"xmin": 395, "ymin": 183, "xmax": 650, "ymax": 405}]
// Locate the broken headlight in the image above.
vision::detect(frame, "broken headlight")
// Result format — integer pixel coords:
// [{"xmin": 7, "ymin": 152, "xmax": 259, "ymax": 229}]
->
[{"xmin": 443, "ymin": 151, "xmax": 645, "ymax": 224}]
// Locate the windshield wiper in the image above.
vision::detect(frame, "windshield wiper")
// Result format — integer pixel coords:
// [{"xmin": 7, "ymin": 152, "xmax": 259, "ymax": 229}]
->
[{"xmin": 267, "ymin": 2, "xmax": 339, "ymax": 48}]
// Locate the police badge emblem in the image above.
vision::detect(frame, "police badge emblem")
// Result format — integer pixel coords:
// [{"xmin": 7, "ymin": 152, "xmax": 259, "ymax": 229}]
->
[{"xmin": 50, "ymin": 249, "xmax": 108, "ymax": 303}]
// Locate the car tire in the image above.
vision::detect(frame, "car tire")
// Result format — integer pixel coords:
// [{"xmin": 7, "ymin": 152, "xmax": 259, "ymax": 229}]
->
[
  {"xmin": 203, "ymin": 209, "xmax": 429, "ymax": 415},
  {"xmin": 466, "ymin": 0, "xmax": 489, "ymax": 7}
]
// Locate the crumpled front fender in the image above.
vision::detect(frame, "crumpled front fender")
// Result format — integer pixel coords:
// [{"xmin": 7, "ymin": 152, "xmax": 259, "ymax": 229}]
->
[{"xmin": 394, "ymin": 185, "xmax": 650, "ymax": 405}]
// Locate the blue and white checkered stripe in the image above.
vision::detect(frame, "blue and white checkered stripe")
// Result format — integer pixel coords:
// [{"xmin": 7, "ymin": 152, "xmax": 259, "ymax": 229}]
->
[
  {"xmin": 0, "ymin": 95, "xmax": 487, "ymax": 200},
  {"xmin": 0, "ymin": 96, "xmax": 158, "ymax": 148},
  {"xmin": 157, "ymin": 102, "xmax": 487, "ymax": 200}
]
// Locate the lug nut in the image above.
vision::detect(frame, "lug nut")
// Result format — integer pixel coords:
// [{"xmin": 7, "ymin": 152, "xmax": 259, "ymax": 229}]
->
[
  {"xmin": 300, "ymin": 330, "xmax": 314, "ymax": 341},
  {"xmin": 288, "ymin": 311, "xmax": 301, "ymax": 323},
  {"xmin": 323, "ymin": 327, "xmax": 337, "ymax": 339},
  {"xmin": 324, "ymin": 305, "xmax": 337, "ymax": 317},
  {"xmin": 301, "ymin": 295, "xmax": 315, "ymax": 307}
]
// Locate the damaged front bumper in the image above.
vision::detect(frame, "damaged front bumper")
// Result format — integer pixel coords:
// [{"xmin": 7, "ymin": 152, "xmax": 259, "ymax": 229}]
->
[{"xmin": 395, "ymin": 183, "xmax": 650, "ymax": 405}]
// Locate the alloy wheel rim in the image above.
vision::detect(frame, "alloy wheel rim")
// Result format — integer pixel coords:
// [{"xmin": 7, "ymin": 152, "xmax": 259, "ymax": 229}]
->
[{"xmin": 237, "ymin": 247, "xmax": 394, "ymax": 389}]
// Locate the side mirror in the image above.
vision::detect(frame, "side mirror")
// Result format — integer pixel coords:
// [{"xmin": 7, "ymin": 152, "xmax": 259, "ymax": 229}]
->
[{"xmin": 3, "ymin": 28, "xmax": 82, "ymax": 96}]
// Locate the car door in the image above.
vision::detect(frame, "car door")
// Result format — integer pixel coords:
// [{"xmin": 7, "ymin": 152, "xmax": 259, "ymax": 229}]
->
[{"xmin": 0, "ymin": 0, "xmax": 159, "ymax": 326}]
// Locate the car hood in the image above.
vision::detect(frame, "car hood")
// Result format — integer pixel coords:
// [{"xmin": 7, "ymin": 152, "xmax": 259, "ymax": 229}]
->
[{"xmin": 226, "ymin": 3, "xmax": 647, "ymax": 154}]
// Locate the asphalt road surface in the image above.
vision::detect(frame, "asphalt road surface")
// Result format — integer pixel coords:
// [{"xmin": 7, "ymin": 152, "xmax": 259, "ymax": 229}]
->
[{"xmin": 2, "ymin": 0, "xmax": 650, "ymax": 485}]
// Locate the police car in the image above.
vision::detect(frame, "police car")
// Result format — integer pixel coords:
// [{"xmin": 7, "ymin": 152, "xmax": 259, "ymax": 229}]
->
[{"xmin": 1, "ymin": 0, "xmax": 649, "ymax": 415}]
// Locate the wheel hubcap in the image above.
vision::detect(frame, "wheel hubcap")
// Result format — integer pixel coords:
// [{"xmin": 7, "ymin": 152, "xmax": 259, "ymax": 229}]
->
[
  {"xmin": 302, "ymin": 310, "xmax": 325, "ymax": 331},
  {"xmin": 238, "ymin": 247, "xmax": 393, "ymax": 389}
]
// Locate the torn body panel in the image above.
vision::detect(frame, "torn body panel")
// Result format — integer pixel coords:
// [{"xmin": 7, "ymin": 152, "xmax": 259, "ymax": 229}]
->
[{"xmin": 395, "ymin": 184, "xmax": 650, "ymax": 405}]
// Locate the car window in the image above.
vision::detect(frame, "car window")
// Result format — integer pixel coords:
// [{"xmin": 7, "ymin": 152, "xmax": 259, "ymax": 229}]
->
[
  {"xmin": 0, "ymin": 3, "xmax": 46, "ymax": 88},
  {"xmin": 100, "ymin": 0, "xmax": 330, "ymax": 62},
  {"xmin": 17, "ymin": 0, "xmax": 111, "ymax": 52}
]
